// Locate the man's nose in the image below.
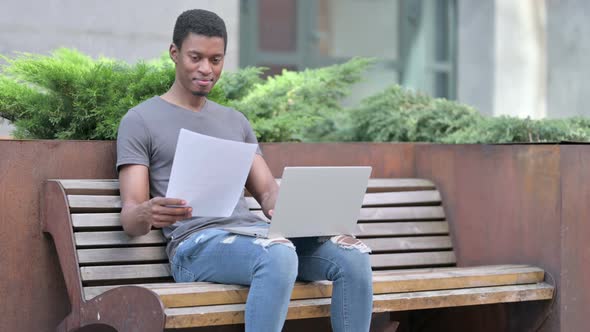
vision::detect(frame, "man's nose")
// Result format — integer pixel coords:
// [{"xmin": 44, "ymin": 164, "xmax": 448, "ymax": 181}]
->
[{"xmin": 198, "ymin": 60, "xmax": 212, "ymax": 76}]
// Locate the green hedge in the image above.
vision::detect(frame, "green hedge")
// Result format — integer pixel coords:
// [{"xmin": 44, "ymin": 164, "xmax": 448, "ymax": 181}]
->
[
  {"xmin": 1, "ymin": 49, "xmax": 588, "ymax": 143},
  {"xmin": 346, "ymin": 85, "xmax": 481, "ymax": 142},
  {"xmin": 0, "ymin": 49, "xmax": 176, "ymax": 139},
  {"xmin": 346, "ymin": 85, "xmax": 590, "ymax": 143}
]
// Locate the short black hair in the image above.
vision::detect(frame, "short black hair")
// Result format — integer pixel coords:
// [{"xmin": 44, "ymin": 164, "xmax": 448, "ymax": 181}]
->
[{"xmin": 173, "ymin": 9, "xmax": 227, "ymax": 52}]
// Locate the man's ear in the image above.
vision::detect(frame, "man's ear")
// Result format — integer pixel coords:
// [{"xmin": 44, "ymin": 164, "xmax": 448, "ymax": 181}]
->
[{"xmin": 169, "ymin": 43, "xmax": 179, "ymax": 64}]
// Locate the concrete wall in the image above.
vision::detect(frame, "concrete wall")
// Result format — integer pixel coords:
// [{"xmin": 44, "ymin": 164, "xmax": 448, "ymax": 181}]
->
[
  {"xmin": 2, "ymin": 0, "xmax": 588, "ymax": 136},
  {"xmin": 0, "ymin": 121, "xmax": 13, "ymax": 137},
  {"xmin": 546, "ymin": 0, "xmax": 590, "ymax": 118},
  {"xmin": 456, "ymin": 0, "xmax": 496, "ymax": 117},
  {"xmin": 457, "ymin": 0, "xmax": 548, "ymax": 119},
  {"xmin": 494, "ymin": 0, "xmax": 546, "ymax": 119},
  {"xmin": 457, "ymin": 0, "xmax": 590, "ymax": 120},
  {"xmin": 0, "ymin": 0, "xmax": 240, "ymax": 136}
]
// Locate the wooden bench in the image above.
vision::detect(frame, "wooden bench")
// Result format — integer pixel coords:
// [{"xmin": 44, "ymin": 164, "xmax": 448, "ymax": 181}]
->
[{"xmin": 42, "ymin": 178, "xmax": 554, "ymax": 331}]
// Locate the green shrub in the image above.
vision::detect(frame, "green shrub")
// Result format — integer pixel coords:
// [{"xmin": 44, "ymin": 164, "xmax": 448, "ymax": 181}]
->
[
  {"xmin": 345, "ymin": 84, "xmax": 589, "ymax": 143},
  {"xmin": 446, "ymin": 116, "xmax": 590, "ymax": 143},
  {"xmin": 347, "ymin": 85, "xmax": 481, "ymax": 142},
  {"xmin": 229, "ymin": 57, "xmax": 373, "ymax": 142},
  {"xmin": 0, "ymin": 49, "xmax": 264, "ymax": 139},
  {"xmin": 0, "ymin": 49, "xmax": 369, "ymax": 141},
  {"xmin": 0, "ymin": 49, "xmax": 177, "ymax": 139},
  {"xmin": 1, "ymin": 49, "xmax": 587, "ymax": 143}
]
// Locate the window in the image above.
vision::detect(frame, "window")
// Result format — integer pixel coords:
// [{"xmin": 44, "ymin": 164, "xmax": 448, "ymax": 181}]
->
[{"xmin": 240, "ymin": 0, "xmax": 456, "ymax": 100}]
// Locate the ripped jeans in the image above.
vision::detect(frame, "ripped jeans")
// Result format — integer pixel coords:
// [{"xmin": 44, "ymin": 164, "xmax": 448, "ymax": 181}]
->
[{"xmin": 170, "ymin": 227, "xmax": 373, "ymax": 332}]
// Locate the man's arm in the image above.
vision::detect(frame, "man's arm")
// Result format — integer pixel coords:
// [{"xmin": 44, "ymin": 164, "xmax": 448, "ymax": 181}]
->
[
  {"xmin": 245, "ymin": 154, "xmax": 279, "ymax": 219},
  {"xmin": 119, "ymin": 164, "xmax": 192, "ymax": 236}
]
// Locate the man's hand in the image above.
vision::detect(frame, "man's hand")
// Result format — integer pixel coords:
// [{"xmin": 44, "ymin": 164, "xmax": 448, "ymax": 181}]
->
[
  {"xmin": 265, "ymin": 209, "xmax": 274, "ymax": 220},
  {"xmin": 119, "ymin": 164, "xmax": 192, "ymax": 236},
  {"xmin": 139, "ymin": 197, "xmax": 192, "ymax": 228}
]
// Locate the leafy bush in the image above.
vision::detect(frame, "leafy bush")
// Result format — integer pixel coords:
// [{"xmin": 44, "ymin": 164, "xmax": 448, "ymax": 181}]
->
[
  {"xmin": 0, "ymin": 49, "xmax": 178, "ymax": 139},
  {"xmin": 345, "ymin": 85, "xmax": 590, "ymax": 143},
  {"xmin": 0, "ymin": 49, "xmax": 369, "ymax": 141},
  {"xmin": 1, "ymin": 48, "xmax": 587, "ymax": 143},
  {"xmin": 347, "ymin": 85, "xmax": 481, "ymax": 142},
  {"xmin": 230, "ymin": 57, "xmax": 373, "ymax": 142},
  {"xmin": 446, "ymin": 116, "xmax": 590, "ymax": 143}
]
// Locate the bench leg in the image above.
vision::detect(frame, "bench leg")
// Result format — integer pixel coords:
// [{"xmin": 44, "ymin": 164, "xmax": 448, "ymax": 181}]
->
[
  {"xmin": 369, "ymin": 313, "xmax": 400, "ymax": 332},
  {"xmin": 383, "ymin": 321, "xmax": 400, "ymax": 332},
  {"xmin": 370, "ymin": 321, "xmax": 400, "ymax": 332},
  {"xmin": 72, "ymin": 286, "xmax": 166, "ymax": 332},
  {"xmin": 56, "ymin": 312, "xmax": 78, "ymax": 332}
]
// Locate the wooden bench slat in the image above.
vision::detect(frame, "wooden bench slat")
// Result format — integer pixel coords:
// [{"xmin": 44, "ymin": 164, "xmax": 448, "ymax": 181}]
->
[
  {"xmin": 83, "ymin": 265, "xmax": 546, "ymax": 304},
  {"xmin": 370, "ymin": 251, "xmax": 456, "ymax": 269},
  {"xmin": 371, "ymin": 263, "xmax": 538, "ymax": 277},
  {"xmin": 163, "ymin": 282, "xmax": 554, "ymax": 327},
  {"xmin": 246, "ymin": 191, "xmax": 442, "ymax": 210},
  {"xmin": 70, "ymin": 207, "xmax": 446, "ymax": 232},
  {"xmin": 68, "ymin": 191, "xmax": 442, "ymax": 212},
  {"xmin": 75, "ymin": 230, "xmax": 166, "ymax": 247},
  {"xmin": 355, "ymin": 222, "xmax": 449, "ymax": 236},
  {"xmin": 68, "ymin": 195, "xmax": 121, "ymax": 212},
  {"xmin": 77, "ymin": 247, "xmax": 168, "ymax": 264},
  {"xmin": 72, "ymin": 213, "xmax": 121, "ymax": 229},
  {"xmin": 364, "ymin": 178, "xmax": 436, "ymax": 192},
  {"xmin": 75, "ymin": 236, "xmax": 452, "ymax": 264},
  {"xmin": 70, "ymin": 205, "xmax": 446, "ymax": 231},
  {"xmin": 229, "ymin": 218, "xmax": 450, "ymax": 236},
  {"xmin": 80, "ymin": 263, "xmax": 171, "ymax": 282},
  {"xmin": 371, "ymin": 282, "xmax": 554, "ymax": 312},
  {"xmin": 73, "ymin": 222, "xmax": 449, "ymax": 248},
  {"xmin": 68, "ymin": 198, "xmax": 444, "ymax": 221},
  {"xmin": 57, "ymin": 180, "xmax": 120, "ymax": 195},
  {"xmin": 358, "ymin": 206, "xmax": 445, "ymax": 221},
  {"xmin": 57, "ymin": 178, "xmax": 436, "ymax": 195},
  {"xmin": 71, "ymin": 193, "xmax": 445, "ymax": 211},
  {"xmin": 362, "ymin": 191, "xmax": 441, "ymax": 206},
  {"xmin": 196, "ymin": 206, "xmax": 446, "ymax": 222},
  {"xmin": 371, "ymin": 265, "xmax": 545, "ymax": 291},
  {"xmin": 79, "ymin": 251, "xmax": 456, "ymax": 282},
  {"xmin": 362, "ymin": 236, "xmax": 452, "ymax": 252}
]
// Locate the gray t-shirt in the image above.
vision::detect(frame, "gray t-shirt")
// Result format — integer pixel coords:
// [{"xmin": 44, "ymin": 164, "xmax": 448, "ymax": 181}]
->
[{"xmin": 117, "ymin": 96, "xmax": 267, "ymax": 258}]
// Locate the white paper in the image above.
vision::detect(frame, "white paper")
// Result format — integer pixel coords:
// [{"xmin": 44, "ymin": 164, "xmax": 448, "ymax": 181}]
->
[{"xmin": 166, "ymin": 128, "xmax": 258, "ymax": 217}]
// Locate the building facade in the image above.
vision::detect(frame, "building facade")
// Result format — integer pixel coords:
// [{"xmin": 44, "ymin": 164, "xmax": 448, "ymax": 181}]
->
[{"xmin": 1, "ymin": 0, "xmax": 588, "ymax": 137}]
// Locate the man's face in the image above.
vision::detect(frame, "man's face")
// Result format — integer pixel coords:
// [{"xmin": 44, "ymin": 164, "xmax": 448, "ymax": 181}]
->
[{"xmin": 170, "ymin": 33, "xmax": 225, "ymax": 97}]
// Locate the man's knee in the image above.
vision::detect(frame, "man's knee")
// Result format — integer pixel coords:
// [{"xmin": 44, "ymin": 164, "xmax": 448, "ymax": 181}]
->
[
  {"xmin": 329, "ymin": 235, "xmax": 373, "ymax": 284},
  {"xmin": 330, "ymin": 235, "xmax": 372, "ymax": 254},
  {"xmin": 253, "ymin": 237, "xmax": 296, "ymax": 250},
  {"xmin": 254, "ymin": 237, "xmax": 298, "ymax": 280}
]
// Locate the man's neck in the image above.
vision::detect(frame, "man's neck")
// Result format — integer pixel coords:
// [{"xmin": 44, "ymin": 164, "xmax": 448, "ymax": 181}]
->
[{"xmin": 161, "ymin": 82, "xmax": 207, "ymax": 112}]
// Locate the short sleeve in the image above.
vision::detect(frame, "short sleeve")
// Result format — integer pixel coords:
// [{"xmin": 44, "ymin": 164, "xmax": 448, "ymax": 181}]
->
[
  {"xmin": 116, "ymin": 110, "xmax": 151, "ymax": 172},
  {"xmin": 239, "ymin": 112, "xmax": 263, "ymax": 155}
]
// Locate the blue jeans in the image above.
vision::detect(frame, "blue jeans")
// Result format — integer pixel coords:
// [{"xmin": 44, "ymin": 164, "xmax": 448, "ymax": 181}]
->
[{"xmin": 171, "ymin": 227, "xmax": 373, "ymax": 332}]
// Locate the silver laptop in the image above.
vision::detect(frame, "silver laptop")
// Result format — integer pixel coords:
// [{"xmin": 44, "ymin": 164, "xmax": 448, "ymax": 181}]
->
[{"xmin": 224, "ymin": 166, "xmax": 372, "ymax": 238}]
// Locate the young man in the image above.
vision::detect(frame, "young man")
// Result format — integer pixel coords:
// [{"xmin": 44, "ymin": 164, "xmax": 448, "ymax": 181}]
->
[{"xmin": 116, "ymin": 9, "xmax": 373, "ymax": 331}]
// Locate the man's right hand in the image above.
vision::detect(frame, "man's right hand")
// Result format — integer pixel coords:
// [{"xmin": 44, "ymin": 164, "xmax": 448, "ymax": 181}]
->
[
  {"xmin": 119, "ymin": 164, "xmax": 192, "ymax": 236},
  {"xmin": 139, "ymin": 197, "xmax": 192, "ymax": 229}
]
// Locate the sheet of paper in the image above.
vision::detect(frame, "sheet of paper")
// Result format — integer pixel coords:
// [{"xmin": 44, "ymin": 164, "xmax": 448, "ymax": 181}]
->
[{"xmin": 166, "ymin": 128, "xmax": 258, "ymax": 217}]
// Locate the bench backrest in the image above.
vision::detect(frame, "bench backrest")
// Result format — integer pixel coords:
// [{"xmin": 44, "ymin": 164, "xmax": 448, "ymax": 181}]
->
[{"xmin": 48, "ymin": 178, "xmax": 455, "ymax": 300}]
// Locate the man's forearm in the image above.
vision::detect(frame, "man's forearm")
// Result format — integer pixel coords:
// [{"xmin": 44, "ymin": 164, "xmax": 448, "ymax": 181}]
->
[{"xmin": 120, "ymin": 203, "xmax": 152, "ymax": 236}]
